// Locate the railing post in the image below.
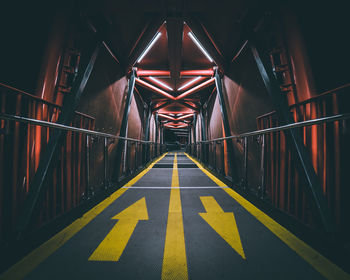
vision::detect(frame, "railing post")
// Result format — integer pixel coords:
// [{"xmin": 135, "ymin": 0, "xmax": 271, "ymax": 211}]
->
[
  {"xmin": 213, "ymin": 142, "xmax": 217, "ymax": 170},
  {"xmin": 221, "ymin": 140, "xmax": 225, "ymax": 175},
  {"xmin": 103, "ymin": 137, "xmax": 108, "ymax": 189},
  {"xmin": 243, "ymin": 137, "xmax": 248, "ymax": 191},
  {"xmin": 260, "ymin": 134, "xmax": 266, "ymax": 199},
  {"xmin": 86, "ymin": 135, "xmax": 90, "ymax": 197}
]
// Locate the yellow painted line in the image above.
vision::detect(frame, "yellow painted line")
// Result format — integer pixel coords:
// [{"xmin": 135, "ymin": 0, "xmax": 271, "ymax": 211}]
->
[
  {"xmin": 0, "ymin": 153, "xmax": 167, "ymax": 280},
  {"xmin": 89, "ymin": 197, "xmax": 148, "ymax": 262},
  {"xmin": 185, "ymin": 153, "xmax": 350, "ymax": 280},
  {"xmin": 162, "ymin": 153, "xmax": 188, "ymax": 280},
  {"xmin": 199, "ymin": 196, "xmax": 245, "ymax": 259},
  {"xmin": 124, "ymin": 153, "xmax": 168, "ymax": 187}
]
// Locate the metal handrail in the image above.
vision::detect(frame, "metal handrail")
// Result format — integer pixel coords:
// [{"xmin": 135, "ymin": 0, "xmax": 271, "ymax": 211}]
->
[
  {"xmin": 195, "ymin": 113, "xmax": 350, "ymax": 143},
  {"xmin": 0, "ymin": 113, "xmax": 155, "ymax": 144}
]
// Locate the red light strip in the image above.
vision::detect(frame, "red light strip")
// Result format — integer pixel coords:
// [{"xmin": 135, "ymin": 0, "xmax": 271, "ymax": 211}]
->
[
  {"xmin": 175, "ymin": 78, "xmax": 215, "ymax": 100},
  {"xmin": 164, "ymin": 124, "xmax": 188, "ymax": 129},
  {"xmin": 180, "ymin": 69, "xmax": 214, "ymax": 76},
  {"xmin": 175, "ymin": 113, "xmax": 194, "ymax": 120},
  {"xmin": 158, "ymin": 113, "xmax": 176, "ymax": 120},
  {"xmin": 135, "ymin": 78, "xmax": 175, "ymax": 100},
  {"xmin": 158, "ymin": 113, "xmax": 194, "ymax": 121},
  {"xmin": 137, "ymin": 70, "xmax": 171, "ymax": 77}
]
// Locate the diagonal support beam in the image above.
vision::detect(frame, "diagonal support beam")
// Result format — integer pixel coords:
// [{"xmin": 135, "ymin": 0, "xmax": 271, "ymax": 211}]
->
[
  {"xmin": 250, "ymin": 41, "xmax": 336, "ymax": 233},
  {"xmin": 166, "ymin": 17, "xmax": 183, "ymax": 88},
  {"xmin": 214, "ymin": 68, "xmax": 239, "ymax": 184},
  {"xmin": 177, "ymin": 100, "xmax": 199, "ymax": 112},
  {"xmin": 143, "ymin": 103, "xmax": 152, "ymax": 161},
  {"xmin": 185, "ymin": 17, "xmax": 225, "ymax": 71},
  {"xmin": 128, "ymin": 17, "xmax": 164, "ymax": 68},
  {"xmin": 112, "ymin": 69, "xmax": 136, "ymax": 183},
  {"xmin": 16, "ymin": 38, "xmax": 101, "ymax": 233},
  {"xmin": 152, "ymin": 101, "xmax": 173, "ymax": 112},
  {"xmin": 136, "ymin": 78, "xmax": 175, "ymax": 100}
]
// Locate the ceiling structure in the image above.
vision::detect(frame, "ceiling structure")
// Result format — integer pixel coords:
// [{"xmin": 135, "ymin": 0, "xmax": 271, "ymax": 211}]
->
[
  {"xmin": 133, "ymin": 21, "xmax": 217, "ymax": 130},
  {"xmin": 86, "ymin": 0, "xmax": 266, "ymax": 133}
]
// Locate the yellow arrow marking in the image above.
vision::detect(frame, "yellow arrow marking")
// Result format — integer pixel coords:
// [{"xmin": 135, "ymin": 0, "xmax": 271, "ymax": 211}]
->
[
  {"xmin": 89, "ymin": 197, "xmax": 148, "ymax": 262},
  {"xmin": 199, "ymin": 196, "xmax": 246, "ymax": 259},
  {"xmin": 162, "ymin": 153, "xmax": 188, "ymax": 280}
]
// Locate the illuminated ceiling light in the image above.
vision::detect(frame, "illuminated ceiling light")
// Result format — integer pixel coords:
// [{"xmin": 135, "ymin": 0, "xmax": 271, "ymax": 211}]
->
[
  {"xmin": 137, "ymin": 70, "xmax": 170, "ymax": 77},
  {"xmin": 135, "ymin": 78, "xmax": 175, "ymax": 100},
  {"xmin": 176, "ymin": 77, "xmax": 215, "ymax": 100},
  {"xmin": 180, "ymin": 69, "xmax": 214, "ymax": 76},
  {"xmin": 149, "ymin": 77, "xmax": 173, "ymax": 91},
  {"xmin": 176, "ymin": 113, "xmax": 194, "ymax": 120},
  {"xmin": 188, "ymin": 32, "xmax": 213, "ymax": 62},
  {"xmin": 165, "ymin": 124, "xmax": 188, "ymax": 129},
  {"xmin": 158, "ymin": 113, "xmax": 176, "ymax": 120},
  {"xmin": 137, "ymin": 32, "xmax": 162, "ymax": 63},
  {"xmin": 177, "ymin": 76, "xmax": 202, "ymax": 91}
]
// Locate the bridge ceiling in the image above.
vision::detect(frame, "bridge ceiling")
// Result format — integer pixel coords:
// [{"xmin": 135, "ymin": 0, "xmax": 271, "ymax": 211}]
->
[{"xmin": 85, "ymin": 0, "xmax": 266, "ymax": 129}]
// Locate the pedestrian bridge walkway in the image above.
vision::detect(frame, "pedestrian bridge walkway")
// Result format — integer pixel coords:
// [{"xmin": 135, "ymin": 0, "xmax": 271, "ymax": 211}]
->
[{"xmin": 1, "ymin": 153, "xmax": 348, "ymax": 280}]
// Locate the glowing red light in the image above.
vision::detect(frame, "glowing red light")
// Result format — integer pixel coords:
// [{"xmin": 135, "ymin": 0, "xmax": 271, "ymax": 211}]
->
[
  {"xmin": 175, "ymin": 78, "xmax": 215, "ymax": 100},
  {"xmin": 135, "ymin": 78, "xmax": 175, "ymax": 100}
]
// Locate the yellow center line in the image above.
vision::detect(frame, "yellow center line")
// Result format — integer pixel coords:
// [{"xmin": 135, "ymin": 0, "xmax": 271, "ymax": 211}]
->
[
  {"xmin": 0, "ymin": 153, "xmax": 168, "ymax": 280},
  {"xmin": 185, "ymin": 153, "xmax": 350, "ymax": 280},
  {"xmin": 162, "ymin": 153, "xmax": 188, "ymax": 280}
]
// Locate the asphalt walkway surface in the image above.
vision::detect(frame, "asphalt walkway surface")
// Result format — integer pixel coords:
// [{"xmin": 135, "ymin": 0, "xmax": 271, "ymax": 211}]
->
[{"xmin": 1, "ymin": 152, "xmax": 349, "ymax": 280}]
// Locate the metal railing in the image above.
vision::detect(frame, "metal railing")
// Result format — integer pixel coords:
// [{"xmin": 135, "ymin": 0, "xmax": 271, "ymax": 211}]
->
[
  {"xmin": 0, "ymin": 112, "xmax": 165, "ymax": 244},
  {"xmin": 187, "ymin": 113, "xmax": 350, "ymax": 230}
]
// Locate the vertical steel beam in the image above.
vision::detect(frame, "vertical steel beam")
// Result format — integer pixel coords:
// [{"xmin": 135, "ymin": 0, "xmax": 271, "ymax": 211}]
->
[
  {"xmin": 193, "ymin": 113, "xmax": 197, "ymax": 143},
  {"xmin": 155, "ymin": 113, "xmax": 159, "ymax": 144},
  {"xmin": 193, "ymin": 113, "xmax": 197, "ymax": 156},
  {"xmin": 112, "ymin": 69, "xmax": 136, "ymax": 183},
  {"xmin": 260, "ymin": 134, "xmax": 266, "ymax": 199},
  {"xmin": 214, "ymin": 69, "xmax": 239, "ymax": 184},
  {"xmin": 200, "ymin": 108, "xmax": 207, "ymax": 163},
  {"xmin": 103, "ymin": 138, "xmax": 108, "ymax": 189},
  {"xmin": 143, "ymin": 104, "xmax": 152, "ymax": 164},
  {"xmin": 243, "ymin": 137, "xmax": 248, "ymax": 190},
  {"xmin": 16, "ymin": 38, "xmax": 101, "ymax": 233},
  {"xmin": 250, "ymin": 42, "xmax": 335, "ymax": 232}
]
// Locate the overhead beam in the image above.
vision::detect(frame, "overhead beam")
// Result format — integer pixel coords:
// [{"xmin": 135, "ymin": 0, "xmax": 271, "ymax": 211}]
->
[
  {"xmin": 136, "ymin": 78, "xmax": 175, "ymax": 100},
  {"xmin": 152, "ymin": 101, "xmax": 173, "ymax": 112},
  {"xmin": 137, "ymin": 70, "xmax": 171, "ymax": 77},
  {"xmin": 85, "ymin": 14, "xmax": 123, "ymax": 66},
  {"xmin": 176, "ymin": 77, "xmax": 215, "ymax": 100},
  {"xmin": 177, "ymin": 100, "xmax": 199, "ymax": 112},
  {"xmin": 166, "ymin": 17, "xmax": 183, "ymax": 88},
  {"xmin": 128, "ymin": 17, "xmax": 164, "ymax": 68},
  {"xmin": 164, "ymin": 120, "xmax": 190, "ymax": 125},
  {"xmin": 180, "ymin": 69, "xmax": 214, "ymax": 77},
  {"xmin": 185, "ymin": 16, "xmax": 225, "ymax": 71}
]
